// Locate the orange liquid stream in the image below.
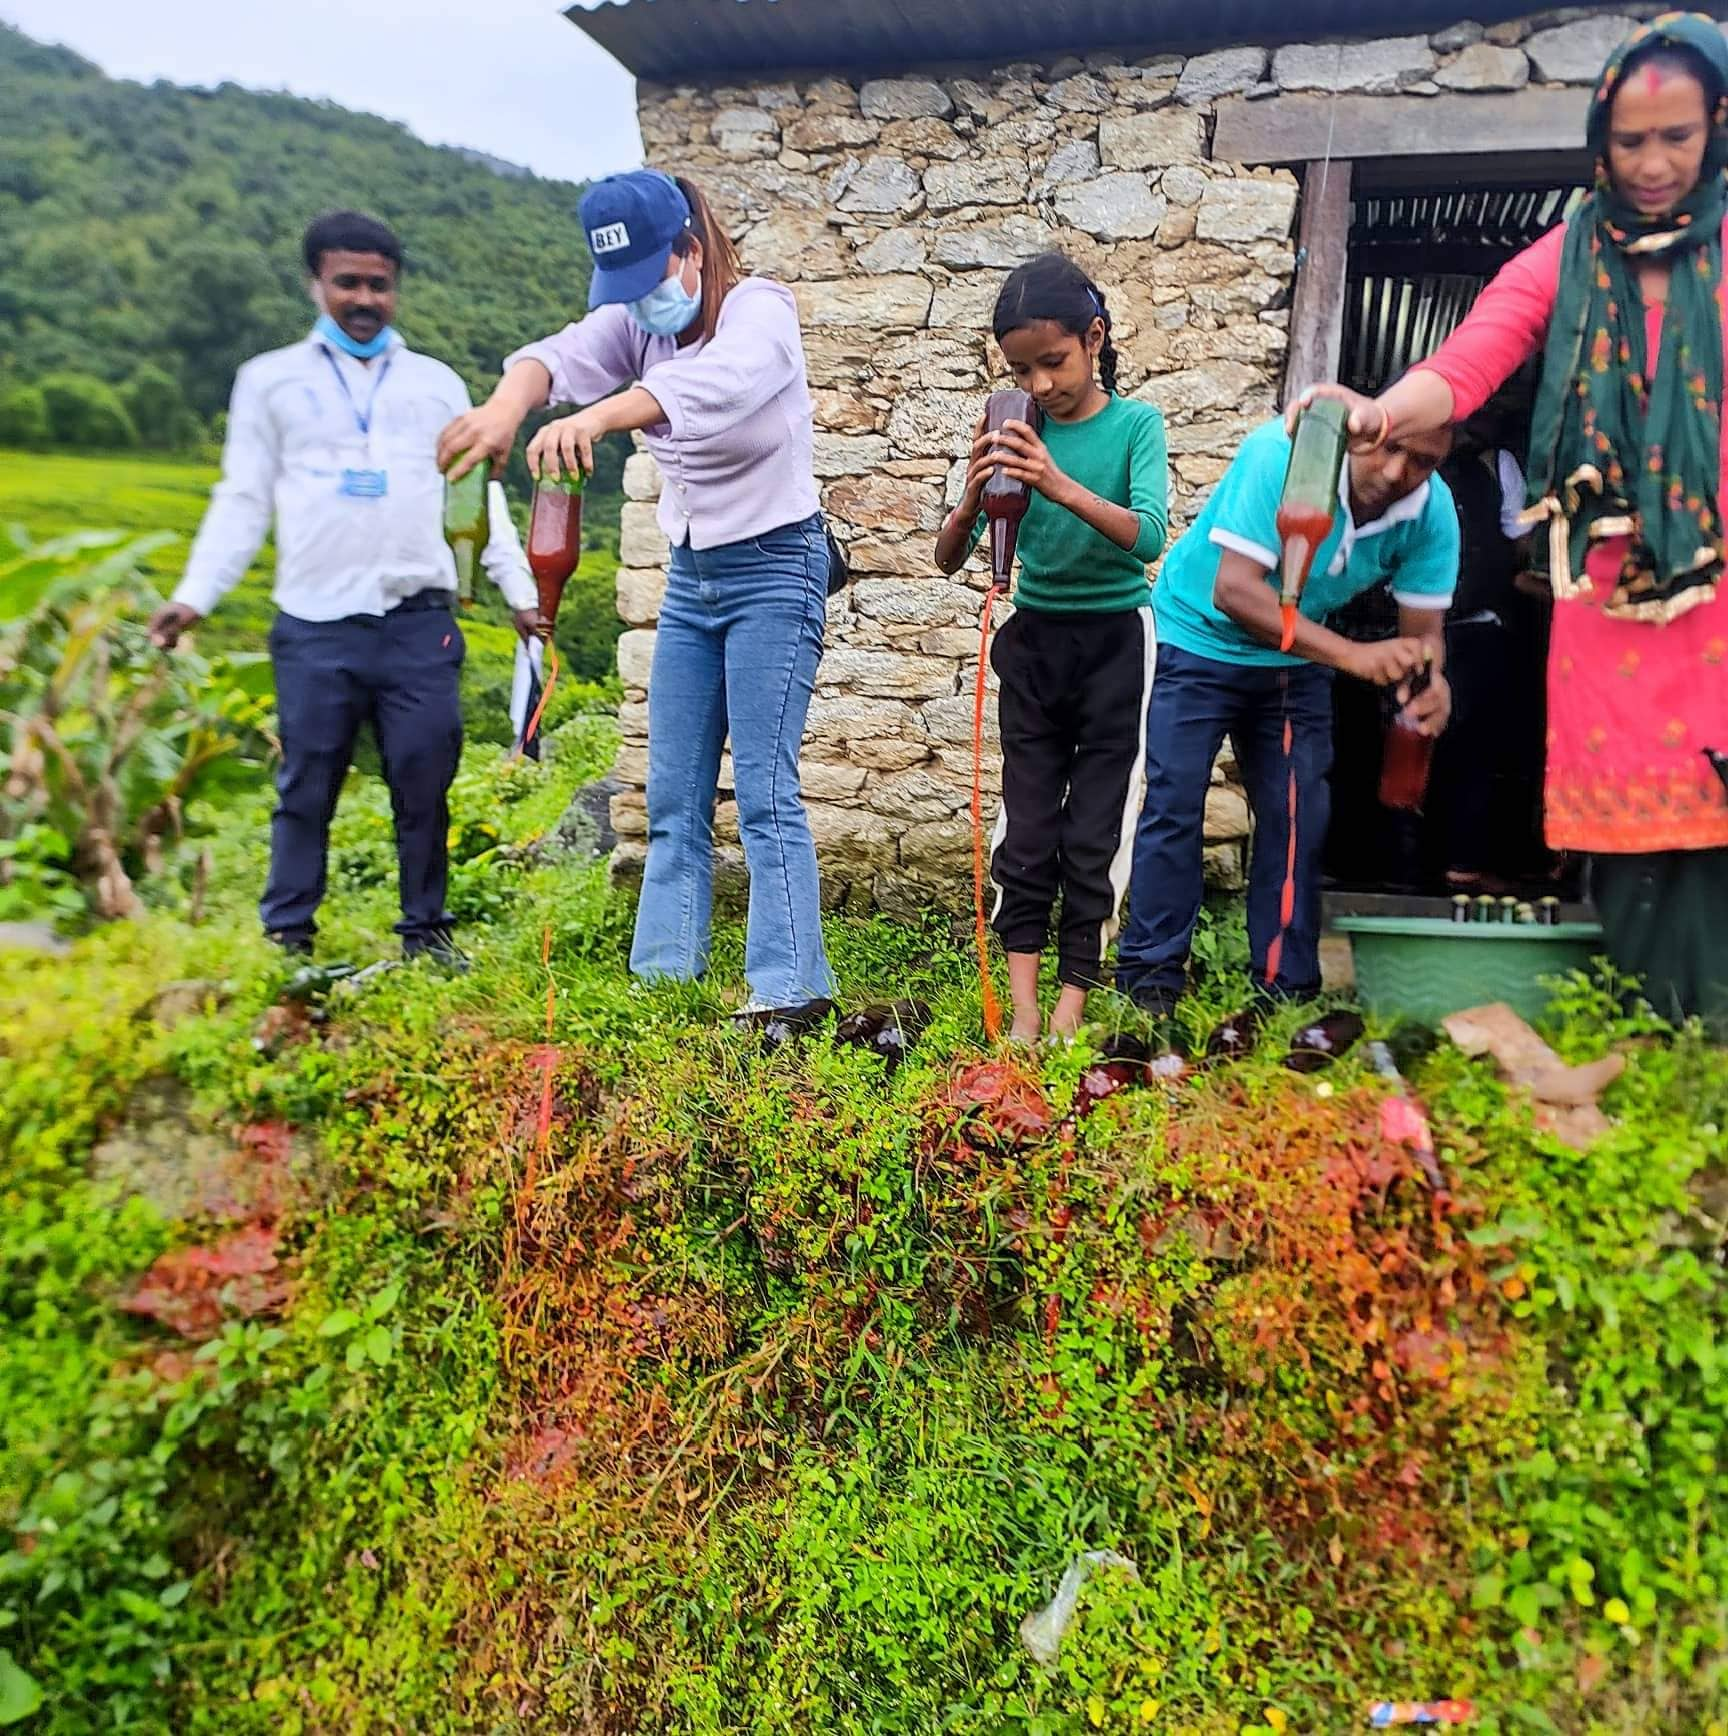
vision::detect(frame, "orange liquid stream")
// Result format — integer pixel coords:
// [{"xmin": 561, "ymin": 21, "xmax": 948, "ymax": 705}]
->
[
  {"xmin": 1263, "ymin": 711, "xmax": 1297, "ymax": 989},
  {"xmin": 1279, "ymin": 601, "xmax": 1297, "ymax": 653},
  {"xmin": 971, "ymin": 585, "xmax": 1004, "ymax": 1039},
  {"xmin": 1275, "ymin": 505, "xmax": 1331, "ymax": 653}
]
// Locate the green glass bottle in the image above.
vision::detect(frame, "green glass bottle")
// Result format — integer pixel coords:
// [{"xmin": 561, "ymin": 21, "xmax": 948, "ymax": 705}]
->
[
  {"xmin": 1275, "ymin": 398, "xmax": 1349, "ymax": 648},
  {"xmin": 443, "ymin": 459, "xmax": 489, "ymax": 605}
]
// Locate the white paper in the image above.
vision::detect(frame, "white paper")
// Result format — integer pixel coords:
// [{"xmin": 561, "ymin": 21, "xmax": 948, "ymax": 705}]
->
[{"xmin": 509, "ymin": 637, "xmax": 546, "ymax": 749}]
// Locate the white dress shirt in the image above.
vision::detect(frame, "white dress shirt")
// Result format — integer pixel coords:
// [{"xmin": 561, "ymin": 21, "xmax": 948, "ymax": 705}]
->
[{"xmin": 175, "ymin": 330, "xmax": 536, "ymax": 622}]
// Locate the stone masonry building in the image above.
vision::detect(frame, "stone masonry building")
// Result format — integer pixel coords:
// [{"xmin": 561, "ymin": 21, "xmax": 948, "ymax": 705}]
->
[{"xmin": 566, "ymin": 0, "xmax": 1710, "ymax": 913}]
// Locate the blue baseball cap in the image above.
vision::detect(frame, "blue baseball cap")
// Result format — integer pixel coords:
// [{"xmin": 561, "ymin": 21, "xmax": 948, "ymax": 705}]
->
[{"xmin": 580, "ymin": 169, "xmax": 694, "ymax": 308}]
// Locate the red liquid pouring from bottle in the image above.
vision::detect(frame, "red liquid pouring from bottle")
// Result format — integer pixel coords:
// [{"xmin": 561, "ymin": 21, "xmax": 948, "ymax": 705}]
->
[
  {"xmin": 1275, "ymin": 505, "xmax": 1334, "ymax": 652},
  {"xmin": 513, "ymin": 471, "xmax": 585, "ymax": 758},
  {"xmin": 982, "ymin": 388, "xmax": 1042, "ymax": 584},
  {"xmin": 1264, "ymin": 401, "xmax": 1349, "ymax": 986},
  {"xmin": 1274, "ymin": 400, "xmax": 1348, "ymax": 652},
  {"xmin": 527, "ymin": 472, "xmax": 583, "ymax": 635},
  {"xmin": 969, "ymin": 389, "xmax": 1043, "ymax": 1041},
  {"xmin": 1378, "ymin": 659, "xmax": 1435, "ymax": 813}
]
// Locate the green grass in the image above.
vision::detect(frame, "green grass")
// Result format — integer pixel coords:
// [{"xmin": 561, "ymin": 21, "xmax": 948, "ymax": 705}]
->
[
  {"xmin": 0, "ymin": 447, "xmax": 625, "ymax": 744},
  {"xmin": 6, "ymin": 455, "xmax": 1728, "ymax": 1733},
  {"xmin": 0, "ymin": 447, "xmax": 276, "ymax": 649},
  {"xmin": 7, "ymin": 749, "xmax": 1728, "ymax": 1731}
]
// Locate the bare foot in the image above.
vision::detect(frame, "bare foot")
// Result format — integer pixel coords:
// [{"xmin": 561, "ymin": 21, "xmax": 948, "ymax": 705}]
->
[
  {"xmin": 1009, "ymin": 1007, "xmax": 1043, "ymax": 1046},
  {"xmin": 1047, "ymin": 985, "xmax": 1088, "ymax": 1039}
]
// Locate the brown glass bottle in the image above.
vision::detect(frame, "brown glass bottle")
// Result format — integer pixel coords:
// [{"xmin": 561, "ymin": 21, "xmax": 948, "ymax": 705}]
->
[
  {"xmin": 982, "ymin": 389, "xmax": 1043, "ymax": 586},
  {"xmin": 1377, "ymin": 662, "xmax": 1435, "ymax": 814},
  {"xmin": 527, "ymin": 471, "xmax": 584, "ymax": 637}
]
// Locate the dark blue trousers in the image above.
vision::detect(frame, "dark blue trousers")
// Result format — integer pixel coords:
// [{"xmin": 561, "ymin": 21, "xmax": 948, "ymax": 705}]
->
[
  {"xmin": 261, "ymin": 596, "xmax": 464, "ymax": 948},
  {"xmin": 1117, "ymin": 642, "xmax": 1334, "ymax": 1005}
]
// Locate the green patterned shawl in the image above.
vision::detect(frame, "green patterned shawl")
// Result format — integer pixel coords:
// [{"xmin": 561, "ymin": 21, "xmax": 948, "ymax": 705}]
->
[{"xmin": 1527, "ymin": 10, "xmax": 1728, "ymax": 621}]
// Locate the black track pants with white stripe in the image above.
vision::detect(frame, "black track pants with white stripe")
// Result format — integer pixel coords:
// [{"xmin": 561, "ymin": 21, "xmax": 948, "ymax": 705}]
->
[{"xmin": 988, "ymin": 605, "xmax": 1156, "ymax": 989}]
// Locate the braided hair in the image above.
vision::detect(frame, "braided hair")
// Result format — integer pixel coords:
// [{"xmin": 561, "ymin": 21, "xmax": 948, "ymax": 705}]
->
[{"xmin": 991, "ymin": 251, "xmax": 1122, "ymax": 395}]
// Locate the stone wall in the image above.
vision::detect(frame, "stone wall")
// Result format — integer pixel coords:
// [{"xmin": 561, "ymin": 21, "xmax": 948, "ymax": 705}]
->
[{"xmin": 608, "ymin": 8, "xmax": 1656, "ymax": 912}]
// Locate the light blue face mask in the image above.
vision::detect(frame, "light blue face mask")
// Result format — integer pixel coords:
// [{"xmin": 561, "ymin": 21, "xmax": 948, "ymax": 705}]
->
[
  {"xmin": 314, "ymin": 313, "xmax": 395, "ymax": 360},
  {"xmin": 627, "ymin": 267, "xmax": 702, "ymax": 338}
]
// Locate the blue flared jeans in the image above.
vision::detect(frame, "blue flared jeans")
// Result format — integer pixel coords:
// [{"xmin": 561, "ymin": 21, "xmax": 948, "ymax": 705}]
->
[{"xmin": 629, "ymin": 513, "xmax": 835, "ymax": 1008}]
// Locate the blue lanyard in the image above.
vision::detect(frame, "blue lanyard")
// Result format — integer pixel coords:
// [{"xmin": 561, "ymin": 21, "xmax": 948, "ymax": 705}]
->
[{"xmin": 320, "ymin": 346, "xmax": 393, "ymax": 437}]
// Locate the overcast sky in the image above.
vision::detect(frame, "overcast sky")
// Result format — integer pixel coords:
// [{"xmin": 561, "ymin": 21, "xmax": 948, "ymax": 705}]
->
[{"xmin": 1, "ymin": 0, "xmax": 644, "ymax": 184}]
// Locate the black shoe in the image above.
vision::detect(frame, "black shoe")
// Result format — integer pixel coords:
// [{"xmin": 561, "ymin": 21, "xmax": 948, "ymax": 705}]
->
[
  {"xmin": 731, "ymin": 997, "xmax": 833, "ymax": 1048},
  {"xmin": 267, "ymin": 930, "xmax": 314, "ymax": 958},
  {"xmin": 403, "ymin": 931, "xmax": 470, "ymax": 972}
]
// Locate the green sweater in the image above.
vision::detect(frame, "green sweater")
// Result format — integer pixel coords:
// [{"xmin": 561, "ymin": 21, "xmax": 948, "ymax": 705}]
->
[{"xmin": 969, "ymin": 393, "xmax": 1169, "ymax": 613}]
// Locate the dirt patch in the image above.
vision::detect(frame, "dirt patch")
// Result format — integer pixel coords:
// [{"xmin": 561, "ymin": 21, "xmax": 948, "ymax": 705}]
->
[{"xmin": 92, "ymin": 1079, "xmax": 321, "ymax": 1225}]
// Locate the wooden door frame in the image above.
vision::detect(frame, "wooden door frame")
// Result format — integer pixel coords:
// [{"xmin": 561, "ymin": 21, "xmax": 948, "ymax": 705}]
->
[{"xmin": 1282, "ymin": 157, "xmax": 1354, "ymax": 407}]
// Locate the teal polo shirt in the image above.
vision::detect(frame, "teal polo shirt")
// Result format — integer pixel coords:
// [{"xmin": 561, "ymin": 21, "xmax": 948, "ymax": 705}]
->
[{"xmin": 1153, "ymin": 419, "xmax": 1459, "ymax": 668}]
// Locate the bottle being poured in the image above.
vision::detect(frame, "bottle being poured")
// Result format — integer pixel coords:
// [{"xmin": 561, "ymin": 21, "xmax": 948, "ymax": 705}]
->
[
  {"xmin": 982, "ymin": 388, "xmax": 1044, "ymax": 586},
  {"xmin": 1275, "ymin": 399, "xmax": 1349, "ymax": 651},
  {"xmin": 526, "ymin": 462, "xmax": 584, "ymax": 635},
  {"xmin": 1377, "ymin": 654, "xmax": 1437, "ymax": 813},
  {"xmin": 509, "ymin": 463, "xmax": 586, "ymax": 760},
  {"xmin": 442, "ymin": 458, "xmax": 490, "ymax": 606}
]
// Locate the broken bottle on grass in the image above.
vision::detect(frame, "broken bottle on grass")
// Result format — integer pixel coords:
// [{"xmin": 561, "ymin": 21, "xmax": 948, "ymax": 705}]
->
[
  {"xmin": 1285, "ymin": 1009, "xmax": 1366, "ymax": 1072},
  {"xmin": 833, "ymin": 1000, "xmax": 932, "ymax": 1073}
]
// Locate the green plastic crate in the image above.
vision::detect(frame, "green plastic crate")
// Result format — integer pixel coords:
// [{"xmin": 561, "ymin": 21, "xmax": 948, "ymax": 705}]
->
[{"xmin": 1333, "ymin": 915, "xmax": 1604, "ymax": 1026}]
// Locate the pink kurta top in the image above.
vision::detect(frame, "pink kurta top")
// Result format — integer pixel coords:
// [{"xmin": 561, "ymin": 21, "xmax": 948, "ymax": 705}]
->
[{"xmin": 1422, "ymin": 222, "xmax": 1728, "ymax": 853}]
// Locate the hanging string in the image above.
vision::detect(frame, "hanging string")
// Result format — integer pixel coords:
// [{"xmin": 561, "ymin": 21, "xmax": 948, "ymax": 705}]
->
[
  {"xmin": 510, "ymin": 640, "xmax": 561, "ymax": 765},
  {"xmin": 1266, "ymin": 55, "xmax": 1342, "ymax": 990}
]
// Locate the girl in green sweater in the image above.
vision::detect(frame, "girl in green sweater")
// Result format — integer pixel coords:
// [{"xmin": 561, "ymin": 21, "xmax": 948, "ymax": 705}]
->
[{"xmin": 934, "ymin": 252, "xmax": 1169, "ymax": 1043}]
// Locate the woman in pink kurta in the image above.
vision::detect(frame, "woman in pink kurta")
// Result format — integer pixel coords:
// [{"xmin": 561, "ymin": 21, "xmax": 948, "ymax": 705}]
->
[
  {"xmin": 1421, "ymin": 221, "xmax": 1728, "ymax": 857},
  {"xmin": 1301, "ymin": 12, "xmax": 1728, "ymax": 1032}
]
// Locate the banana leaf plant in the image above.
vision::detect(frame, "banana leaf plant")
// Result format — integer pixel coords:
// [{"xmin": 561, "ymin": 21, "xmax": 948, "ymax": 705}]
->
[{"xmin": 0, "ymin": 529, "xmax": 275, "ymax": 919}]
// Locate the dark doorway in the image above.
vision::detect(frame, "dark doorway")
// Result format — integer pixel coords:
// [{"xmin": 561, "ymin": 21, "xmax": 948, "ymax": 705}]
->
[{"xmin": 1324, "ymin": 174, "xmax": 1586, "ymax": 905}]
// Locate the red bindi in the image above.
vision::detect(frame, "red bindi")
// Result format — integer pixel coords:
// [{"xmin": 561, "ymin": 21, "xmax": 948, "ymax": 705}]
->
[{"xmin": 1642, "ymin": 62, "xmax": 1666, "ymax": 96}]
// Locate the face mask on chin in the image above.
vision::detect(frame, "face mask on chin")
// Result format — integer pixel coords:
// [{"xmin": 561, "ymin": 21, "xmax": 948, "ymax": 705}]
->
[
  {"xmin": 314, "ymin": 313, "xmax": 395, "ymax": 360},
  {"xmin": 627, "ymin": 266, "xmax": 702, "ymax": 338}
]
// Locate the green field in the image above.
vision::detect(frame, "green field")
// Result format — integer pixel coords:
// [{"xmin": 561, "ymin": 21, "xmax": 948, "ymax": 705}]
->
[
  {"xmin": 0, "ymin": 449, "xmax": 283, "ymax": 667},
  {"xmin": 0, "ymin": 448, "xmax": 624, "ymax": 743}
]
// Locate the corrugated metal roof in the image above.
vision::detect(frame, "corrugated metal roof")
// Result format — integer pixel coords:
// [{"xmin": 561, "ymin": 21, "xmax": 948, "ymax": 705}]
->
[{"xmin": 565, "ymin": 0, "xmax": 1539, "ymax": 81}]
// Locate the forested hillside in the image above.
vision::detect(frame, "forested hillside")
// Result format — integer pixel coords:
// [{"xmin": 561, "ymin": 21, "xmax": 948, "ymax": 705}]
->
[{"xmin": 0, "ymin": 22, "xmax": 597, "ymax": 420}]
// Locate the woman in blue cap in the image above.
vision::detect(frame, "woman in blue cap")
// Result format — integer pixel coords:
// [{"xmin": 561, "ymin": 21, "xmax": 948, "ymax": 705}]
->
[{"xmin": 442, "ymin": 171, "xmax": 833, "ymax": 1026}]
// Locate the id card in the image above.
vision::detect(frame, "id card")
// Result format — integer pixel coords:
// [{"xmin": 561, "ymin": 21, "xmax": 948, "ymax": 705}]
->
[{"xmin": 339, "ymin": 467, "xmax": 389, "ymax": 499}]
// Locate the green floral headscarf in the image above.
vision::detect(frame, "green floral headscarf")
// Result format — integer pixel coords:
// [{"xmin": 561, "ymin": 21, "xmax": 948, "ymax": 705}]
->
[{"xmin": 1527, "ymin": 10, "xmax": 1728, "ymax": 622}]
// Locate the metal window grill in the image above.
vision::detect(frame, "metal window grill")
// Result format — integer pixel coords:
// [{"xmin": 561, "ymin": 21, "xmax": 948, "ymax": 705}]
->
[{"xmin": 1342, "ymin": 184, "xmax": 1587, "ymax": 394}]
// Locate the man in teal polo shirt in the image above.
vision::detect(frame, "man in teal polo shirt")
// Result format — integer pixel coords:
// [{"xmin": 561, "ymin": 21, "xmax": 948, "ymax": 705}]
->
[{"xmin": 1116, "ymin": 415, "xmax": 1458, "ymax": 1014}]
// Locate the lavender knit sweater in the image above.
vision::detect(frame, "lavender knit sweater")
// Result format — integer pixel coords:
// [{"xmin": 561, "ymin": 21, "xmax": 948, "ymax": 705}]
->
[{"xmin": 505, "ymin": 277, "xmax": 820, "ymax": 551}]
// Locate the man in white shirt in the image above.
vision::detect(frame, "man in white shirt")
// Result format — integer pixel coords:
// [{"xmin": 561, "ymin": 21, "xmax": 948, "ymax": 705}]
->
[{"xmin": 150, "ymin": 211, "xmax": 539, "ymax": 963}]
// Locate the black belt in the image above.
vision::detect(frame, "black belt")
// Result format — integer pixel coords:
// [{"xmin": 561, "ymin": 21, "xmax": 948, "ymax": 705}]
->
[{"xmin": 391, "ymin": 590, "xmax": 456, "ymax": 614}]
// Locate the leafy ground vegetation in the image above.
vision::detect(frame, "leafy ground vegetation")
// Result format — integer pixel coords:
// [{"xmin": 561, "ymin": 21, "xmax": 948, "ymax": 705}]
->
[
  {"xmin": 0, "ymin": 449, "xmax": 626, "ymax": 760},
  {"xmin": 5, "ymin": 489, "xmax": 1728, "ymax": 1734}
]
